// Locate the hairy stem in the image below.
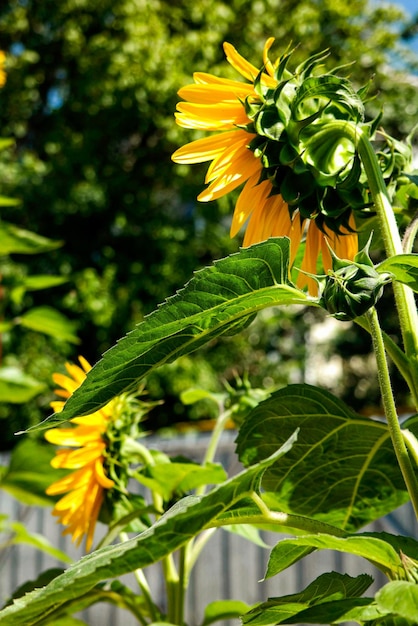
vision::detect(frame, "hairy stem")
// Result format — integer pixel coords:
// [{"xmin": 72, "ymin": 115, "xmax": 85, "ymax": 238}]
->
[
  {"xmin": 355, "ymin": 125, "xmax": 418, "ymax": 408},
  {"xmin": 120, "ymin": 531, "xmax": 158, "ymax": 622},
  {"xmin": 366, "ymin": 308, "xmax": 418, "ymax": 517}
]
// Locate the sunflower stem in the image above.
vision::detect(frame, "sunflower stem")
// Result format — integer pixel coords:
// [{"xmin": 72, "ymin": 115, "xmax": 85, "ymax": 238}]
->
[
  {"xmin": 176, "ymin": 545, "xmax": 187, "ymax": 626},
  {"xmin": 163, "ymin": 553, "xmax": 180, "ymax": 624},
  {"xmin": 366, "ymin": 308, "xmax": 418, "ymax": 518},
  {"xmin": 119, "ymin": 531, "xmax": 158, "ymax": 622},
  {"xmin": 181, "ymin": 403, "xmax": 232, "ymax": 612},
  {"xmin": 351, "ymin": 123, "xmax": 418, "ymax": 408},
  {"xmin": 197, "ymin": 403, "xmax": 232, "ymax": 495}
]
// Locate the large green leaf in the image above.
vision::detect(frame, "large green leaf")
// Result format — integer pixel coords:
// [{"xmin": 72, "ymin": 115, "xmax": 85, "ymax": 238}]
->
[
  {"xmin": 32, "ymin": 239, "xmax": 312, "ymax": 430},
  {"xmin": 0, "ymin": 517, "xmax": 71, "ymax": 564},
  {"xmin": 376, "ymin": 581, "xmax": 418, "ymax": 621},
  {"xmin": 266, "ymin": 533, "xmax": 408, "ymax": 580},
  {"xmin": 377, "ymin": 254, "xmax": 418, "ymax": 292},
  {"xmin": 0, "ymin": 366, "xmax": 46, "ymax": 403},
  {"xmin": 0, "ymin": 195, "xmax": 20, "ymax": 207},
  {"xmin": 0, "ymin": 437, "xmax": 297, "ymax": 625},
  {"xmin": 17, "ymin": 306, "xmax": 80, "ymax": 344},
  {"xmin": 22, "ymin": 275, "xmax": 69, "ymax": 291},
  {"xmin": 0, "ymin": 438, "xmax": 67, "ymax": 506},
  {"xmin": 0, "ymin": 221, "xmax": 63, "ymax": 255},
  {"xmin": 241, "ymin": 572, "xmax": 374, "ymax": 625},
  {"xmin": 202, "ymin": 600, "xmax": 252, "ymax": 626},
  {"xmin": 134, "ymin": 461, "xmax": 227, "ymax": 501},
  {"xmin": 236, "ymin": 384, "xmax": 412, "ymax": 530}
]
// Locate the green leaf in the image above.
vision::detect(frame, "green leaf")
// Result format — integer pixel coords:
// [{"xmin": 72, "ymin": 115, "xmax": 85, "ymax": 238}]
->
[
  {"xmin": 0, "ymin": 138, "xmax": 14, "ymax": 151},
  {"xmin": 0, "ymin": 438, "xmax": 67, "ymax": 506},
  {"xmin": 22, "ymin": 275, "xmax": 69, "ymax": 291},
  {"xmin": 202, "ymin": 600, "xmax": 251, "ymax": 626},
  {"xmin": 135, "ymin": 461, "xmax": 227, "ymax": 501},
  {"xmin": 4, "ymin": 568, "xmax": 65, "ymax": 607},
  {"xmin": 241, "ymin": 572, "xmax": 373, "ymax": 625},
  {"xmin": 236, "ymin": 384, "xmax": 412, "ymax": 530},
  {"xmin": 0, "ymin": 366, "xmax": 45, "ymax": 403},
  {"xmin": 0, "ymin": 195, "xmax": 20, "ymax": 207},
  {"xmin": 266, "ymin": 533, "xmax": 404, "ymax": 580},
  {"xmin": 180, "ymin": 388, "xmax": 223, "ymax": 406},
  {"xmin": 0, "ymin": 438, "xmax": 297, "ymax": 625},
  {"xmin": 0, "ymin": 221, "xmax": 63, "ymax": 255},
  {"xmin": 46, "ymin": 618, "xmax": 88, "ymax": 625},
  {"xmin": 222, "ymin": 524, "xmax": 269, "ymax": 548},
  {"xmin": 377, "ymin": 254, "xmax": 418, "ymax": 292},
  {"xmin": 32, "ymin": 239, "xmax": 313, "ymax": 430},
  {"xmin": 17, "ymin": 306, "xmax": 80, "ymax": 343},
  {"xmin": 1, "ymin": 519, "xmax": 72, "ymax": 564},
  {"xmin": 376, "ymin": 581, "xmax": 418, "ymax": 621},
  {"xmin": 292, "ymin": 75, "xmax": 365, "ymax": 122}
]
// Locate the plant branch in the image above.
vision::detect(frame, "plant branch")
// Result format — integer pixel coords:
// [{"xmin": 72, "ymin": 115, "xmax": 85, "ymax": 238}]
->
[
  {"xmin": 205, "ymin": 492, "xmax": 348, "ymax": 538},
  {"xmin": 402, "ymin": 209, "xmax": 418, "ymax": 254},
  {"xmin": 119, "ymin": 531, "xmax": 158, "ymax": 622},
  {"xmin": 366, "ymin": 307, "xmax": 418, "ymax": 517}
]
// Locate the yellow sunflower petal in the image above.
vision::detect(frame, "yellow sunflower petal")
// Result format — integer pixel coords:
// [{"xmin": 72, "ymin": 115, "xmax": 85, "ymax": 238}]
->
[
  {"xmin": 50, "ymin": 400, "xmax": 65, "ymax": 414},
  {"xmin": 172, "ymin": 130, "xmax": 248, "ymax": 164},
  {"xmin": 223, "ymin": 42, "xmax": 277, "ymax": 88},
  {"xmin": 243, "ymin": 193, "xmax": 292, "ymax": 247},
  {"xmin": 94, "ymin": 458, "xmax": 115, "ymax": 489},
  {"xmin": 52, "ymin": 372, "xmax": 79, "ymax": 395},
  {"xmin": 328, "ymin": 213, "xmax": 358, "ymax": 265},
  {"xmin": 64, "ymin": 362, "xmax": 87, "ymax": 385},
  {"xmin": 44, "ymin": 425, "xmax": 105, "ymax": 447},
  {"xmin": 175, "ymin": 101, "xmax": 250, "ymax": 130},
  {"xmin": 263, "ymin": 37, "xmax": 276, "ymax": 79},
  {"xmin": 178, "ymin": 81, "xmax": 255, "ymax": 104},
  {"xmin": 298, "ymin": 222, "xmax": 322, "ymax": 294},
  {"xmin": 230, "ymin": 174, "xmax": 269, "ymax": 237},
  {"xmin": 50, "ymin": 444, "xmax": 106, "ymax": 469},
  {"xmin": 85, "ymin": 484, "xmax": 103, "ymax": 551},
  {"xmin": 78, "ymin": 355, "xmax": 92, "ymax": 373},
  {"xmin": 46, "ymin": 466, "xmax": 93, "ymax": 496},
  {"xmin": 288, "ymin": 214, "xmax": 304, "ymax": 265},
  {"xmin": 193, "ymin": 72, "xmax": 255, "ymax": 88},
  {"xmin": 198, "ymin": 148, "xmax": 261, "ymax": 202},
  {"xmin": 71, "ymin": 413, "xmax": 109, "ymax": 427},
  {"xmin": 203, "ymin": 130, "xmax": 255, "ymax": 181},
  {"xmin": 0, "ymin": 51, "xmax": 6, "ymax": 88}
]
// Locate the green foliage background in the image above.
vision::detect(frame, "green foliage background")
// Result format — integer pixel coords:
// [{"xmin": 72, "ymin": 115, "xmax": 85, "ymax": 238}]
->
[{"xmin": 0, "ymin": 0, "xmax": 417, "ymax": 443}]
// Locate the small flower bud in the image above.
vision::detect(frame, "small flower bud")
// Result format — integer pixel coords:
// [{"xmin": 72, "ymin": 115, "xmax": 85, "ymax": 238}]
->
[{"xmin": 320, "ymin": 257, "xmax": 391, "ymax": 321}]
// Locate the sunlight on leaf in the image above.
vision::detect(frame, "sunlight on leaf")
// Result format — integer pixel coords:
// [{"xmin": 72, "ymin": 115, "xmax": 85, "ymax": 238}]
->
[{"xmin": 31, "ymin": 239, "xmax": 313, "ymax": 430}]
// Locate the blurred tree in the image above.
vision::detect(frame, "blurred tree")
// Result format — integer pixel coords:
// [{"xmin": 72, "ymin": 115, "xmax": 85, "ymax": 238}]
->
[{"xmin": 0, "ymin": 0, "xmax": 416, "ymax": 434}]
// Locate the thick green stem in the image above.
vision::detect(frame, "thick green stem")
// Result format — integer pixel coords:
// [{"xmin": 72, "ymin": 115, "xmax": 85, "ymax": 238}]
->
[
  {"xmin": 120, "ymin": 531, "xmax": 158, "ymax": 622},
  {"xmin": 347, "ymin": 123, "xmax": 418, "ymax": 407},
  {"xmin": 196, "ymin": 404, "xmax": 233, "ymax": 496},
  {"xmin": 163, "ymin": 554, "xmax": 180, "ymax": 624},
  {"xmin": 183, "ymin": 404, "xmax": 233, "ymax": 595},
  {"xmin": 367, "ymin": 308, "xmax": 418, "ymax": 518},
  {"xmin": 176, "ymin": 545, "xmax": 187, "ymax": 626},
  {"xmin": 403, "ymin": 428, "xmax": 418, "ymax": 469},
  {"xmin": 355, "ymin": 315, "xmax": 414, "ymax": 393}
]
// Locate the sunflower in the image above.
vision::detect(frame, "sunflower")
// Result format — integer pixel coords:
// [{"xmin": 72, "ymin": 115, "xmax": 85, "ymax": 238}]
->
[
  {"xmin": 0, "ymin": 51, "xmax": 6, "ymax": 88},
  {"xmin": 172, "ymin": 39, "xmax": 359, "ymax": 294},
  {"xmin": 45, "ymin": 356, "xmax": 115, "ymax": 552}
]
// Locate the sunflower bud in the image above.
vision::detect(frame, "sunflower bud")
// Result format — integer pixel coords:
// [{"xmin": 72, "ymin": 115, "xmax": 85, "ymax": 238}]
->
[{"xmin": 319, "ymin": 246, "xmax": 391, "ymax": 321}]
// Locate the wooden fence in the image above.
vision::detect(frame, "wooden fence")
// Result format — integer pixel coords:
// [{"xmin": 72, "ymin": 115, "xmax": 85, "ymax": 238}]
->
[{"xmin": 0, "ymin": 432, "xmax": 416, "ymax": 625}]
